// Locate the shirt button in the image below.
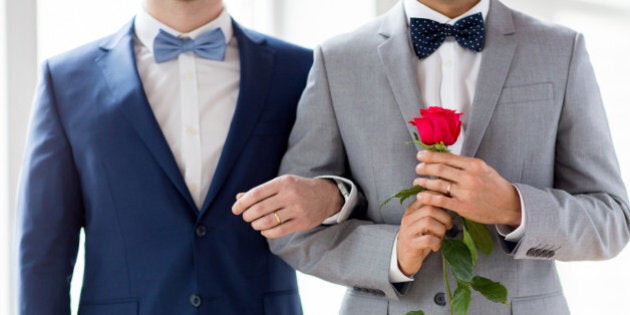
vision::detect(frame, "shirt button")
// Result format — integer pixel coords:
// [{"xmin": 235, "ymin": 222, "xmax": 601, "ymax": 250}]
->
[
  {"xmin": 190, "ymin": 294, "xmax": 201, "ymax": 307},
  {"xmin": 195, "ymin": 225, "xmax": 207, "ymax": 237},
  {"xmin": 186, "ymin": 127, "xmax": 198, "ymax": 137},
  {"xmin": 434, "ymin": 292, "xmax": 447, "ymax": 306},
  {"xmin": 444, "ymin": 60, "xmax": 453, "ymax": 68},
  {"xmin": 183, "ymin": 72, "xmax": 194, "ymax": 81},
  {"xmin": 189, "ymin": 184, "xmax": 198, "ymax": 195}
]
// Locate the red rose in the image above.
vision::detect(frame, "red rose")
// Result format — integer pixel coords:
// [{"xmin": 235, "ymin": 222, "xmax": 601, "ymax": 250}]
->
[{"xmin": 409, "ymin": 106, "xmax": 463, "ymax": 146}]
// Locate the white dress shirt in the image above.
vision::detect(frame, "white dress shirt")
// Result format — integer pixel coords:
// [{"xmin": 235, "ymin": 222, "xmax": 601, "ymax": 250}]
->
[
  {"xmin": 134, "ymin": 9, "xmax": 239, "ymax": 209},
  {"xmin": 389, "ymin": 0, "xmax": 526, "ymax": 282},
  {"xmin": 134, "ymin": 9, "xmax": 355, "ymax": 223}
]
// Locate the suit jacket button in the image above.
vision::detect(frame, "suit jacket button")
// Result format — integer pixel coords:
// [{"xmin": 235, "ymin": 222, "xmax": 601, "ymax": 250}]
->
[
  {"xmin": 527, "ymin": 248, "xmax": 542, "ymax": 257},
  {"xmin": 434, "ymin": 292, "xmax": 447, "ymax": 306},
  {"xmin": 195, "ymin": 225, "xmax": 208, "ymax": 237},
  {"xmin": 542, "ymin": 249, "xmax": 555, "ymax": 258},
  {"xmin": 190, "ymin": 294, "xmax": 202, "ymax": 307}
]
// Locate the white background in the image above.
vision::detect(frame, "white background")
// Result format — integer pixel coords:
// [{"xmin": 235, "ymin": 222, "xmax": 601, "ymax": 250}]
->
[{"xmin": 2, "ymin": 0, "xmax": 630, "ymax": 314}]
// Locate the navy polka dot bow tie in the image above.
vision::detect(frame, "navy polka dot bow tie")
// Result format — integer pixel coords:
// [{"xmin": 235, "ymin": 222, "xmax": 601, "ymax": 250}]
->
[{"xmin": 410, "ymin": 12, "xmax": 485, "ymax": 59}]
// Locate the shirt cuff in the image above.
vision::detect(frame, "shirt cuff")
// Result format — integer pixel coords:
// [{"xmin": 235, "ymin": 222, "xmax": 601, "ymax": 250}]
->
[
  {"xmin": 316, "ymin": 175, "xmax": 356, "ymax": 225},
  {"xmin": 389, "ymin": 234, "xmax": 415, "ymax": 283},
  {"xmin": 495, "ymin": 185, "xmax": 526, "ymax": 242}
]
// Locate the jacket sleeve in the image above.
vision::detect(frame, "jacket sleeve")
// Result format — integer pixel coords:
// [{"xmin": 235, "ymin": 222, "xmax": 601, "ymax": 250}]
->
[
  {"xmin": 503, "ymin": 33, "xmax": 630, "ymax": 261},
  {"xmin": 268, "ymin": 46, "xmax": 403, "ymax": 300},
  {"xmin": 16, "ymin": 61, "xmax": 84, "ymax": 314}
]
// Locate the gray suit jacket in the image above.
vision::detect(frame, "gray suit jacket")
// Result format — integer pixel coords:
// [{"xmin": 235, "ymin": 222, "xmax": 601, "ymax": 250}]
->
[{"xmin": 271, "ymin": 1, "xmax": 630, "ymax": 314}]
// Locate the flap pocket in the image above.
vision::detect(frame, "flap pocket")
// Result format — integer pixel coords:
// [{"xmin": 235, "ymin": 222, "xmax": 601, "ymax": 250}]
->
[
  {"xmin": 498, "ymin": 82, "xmax": 553, "ymax": 104},
  {"xmin": 511, "ymin": 292, "xmax": 569, "ymax": 315},
  {"xmin": 79, "ymin": 299, "xmax": 138, "ymax": 315},
  {"xmin": 341, "ymin": 289, "xmax": 388, "ymax": 314}
]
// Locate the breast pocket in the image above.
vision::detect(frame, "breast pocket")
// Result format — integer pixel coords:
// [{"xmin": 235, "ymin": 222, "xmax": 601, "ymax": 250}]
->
[{"xmin": 498, "ymin": 82, "xmax": 554, "ymax": 105}]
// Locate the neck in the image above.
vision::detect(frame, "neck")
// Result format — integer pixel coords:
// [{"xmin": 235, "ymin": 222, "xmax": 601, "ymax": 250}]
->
[
  {"xmin": 143, "ymin": 0, "xmax": 223, "ymax": 33},
  {"xmin": 417, "ymin": 0, "xmax": 481, "ymax": 18}
]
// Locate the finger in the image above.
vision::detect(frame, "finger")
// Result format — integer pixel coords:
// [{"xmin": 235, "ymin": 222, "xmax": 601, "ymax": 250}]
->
[
  {"xmin": 416, "ymin": 191, "xmax": 459, "ymax": 215},
  {"xmin": 236, "ymin": 193, "xmax": 245, "ymax": 200},
  {"xmin": 411, "ymin": 234, "xmax": 443, "ymax": 252},
  {"xmin": 260, "ymin": 219, "xmax": 298, "ymax": 239},
  {"xmin": 251, "ymin": 208, "xmax": 287, "ymax": 231},
  {"xmin": 417, "ymin": 151, "xmax": 476, "ymax": 170},
  {"xmin": 413, "ymin": 177, "xmax": 454, "ymax": 196},
  {"xmin": 241, "ymin": 196, "xmax": 285, "ymax": 222},
  {"xmin": 232, "ymin": 178, "xmax": 282, "ymax": 215},
  {"xmin": 412, "ymin": 216, "xmax": 449, "ymax": 238},
  {"xmin": 415, "ymin": 161, "xmax": 463, "ymax": 183},
  {"xmin": 404, "ymin": 198, "xmax": 425, "ymax": 214},
  {"xmin": 404, "ymin": 204, "xmax": 452, "ymax": 229}
]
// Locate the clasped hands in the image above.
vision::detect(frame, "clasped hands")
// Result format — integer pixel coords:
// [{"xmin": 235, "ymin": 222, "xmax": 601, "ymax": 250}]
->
[{"xmin": 397, "ymin": 151, "xmax": 522, "ymax": 276}]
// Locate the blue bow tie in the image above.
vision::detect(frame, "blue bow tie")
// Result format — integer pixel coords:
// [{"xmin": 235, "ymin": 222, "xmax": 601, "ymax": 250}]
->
[
  {"xmin": 153, "ymin": 28, "xmax": 226, "ymax": 63},
  {"xmin": 410, "ymin": 12, "xmax": 485, "ymax": 59}
]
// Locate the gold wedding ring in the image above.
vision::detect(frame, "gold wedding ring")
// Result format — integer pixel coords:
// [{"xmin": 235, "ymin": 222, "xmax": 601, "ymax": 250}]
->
[{"xmin": 273, "ymin": 211, "xmax": 282, "ymax": 225}]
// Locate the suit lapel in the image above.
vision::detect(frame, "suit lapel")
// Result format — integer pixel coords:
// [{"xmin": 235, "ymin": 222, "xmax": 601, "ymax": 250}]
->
[
  {"xmin": 199, "ymin": 21, "xmax": 275, "ymax": 215},
  {"xmin": 377, "ymin": 3, "xmax": 425, "ymax": 144},
  {"xmin": 95, "ymin": 20, "xmax": 196, "ymax": 210},
  {"xmin": 461, "ymin": 0, "xmax": 517, "ymax": 157}
]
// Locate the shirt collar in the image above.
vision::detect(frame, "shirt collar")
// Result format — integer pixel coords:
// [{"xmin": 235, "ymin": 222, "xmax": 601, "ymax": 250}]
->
[
  {"xmin": 134, "ymin": 8, "xmax": 234, "ymax": 53},
  {"xmin": 403, "ymin": 0, "xmax": 489, "ymax": 25}
]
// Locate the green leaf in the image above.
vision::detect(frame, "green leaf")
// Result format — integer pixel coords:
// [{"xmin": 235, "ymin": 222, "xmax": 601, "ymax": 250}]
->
[
  {"xmin": 406, "ymin": 311, "xmax": 425, "ymax": 315},
  {"xmin": 381, "ymin": 185, "xmax": 425, "ymax": 206},
  {"xmin": 463, "ymin": 219, "xmax": 494, "ymax": 256},
  {"xmin": 471, "ymin": 276, "xmax": 508, "ymax": 304},
  {"xmin": 413, "ymin": 132, "xmax": 420, "ymax": 142},
  {"xmin": 462, "ymin": 226, "xmax": 478, "ymax": 266},
  {"xmin": 453, "ymin": 282, "xmax": 472, "ymax": 315},
  {"xmin": 442, "ymin": 240, "xmax": 473, "ymax": 282}
]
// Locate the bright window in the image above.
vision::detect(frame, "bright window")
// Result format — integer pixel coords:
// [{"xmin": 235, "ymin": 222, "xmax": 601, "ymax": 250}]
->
[{"xmin": 1, "ymin": 2, "xmax": 11, "ymax": 313}]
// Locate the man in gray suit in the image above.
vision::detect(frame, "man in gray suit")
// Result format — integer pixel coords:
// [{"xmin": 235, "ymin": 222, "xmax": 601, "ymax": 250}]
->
[{"xmin": 232, "ymin": 0, "xmax": 630, "ymax": 313}]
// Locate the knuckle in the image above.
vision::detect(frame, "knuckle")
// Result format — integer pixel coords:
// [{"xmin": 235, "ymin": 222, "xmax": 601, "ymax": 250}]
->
[
  {"xmin": 435, "ymin": 164, "xmax": 446, "ymax": 173},
  {"xmin": 250, "ymin": 189, "xmax": 262, "ymax": 201},
  {"xmin": 251, "ymin": 217, "xmax": 263, "ymax": 230},
  {"xmin": 424, "ymin": 205, "xmax": 438, "ymax": 216},
  {"xmin": 462, "ymin": 173, "xmax": 476, "ymax": 185},
  {"xmin": 460, "ymin": 189, "xmax": 474, "ymax": 200},
  {"xmin": 250, "ymin": 204, "xmax": 263, "ymax": 217},
  {"xmin": 472, "ymin": 159, "xmax": 488, "ymax": 173},
  {"xmin": 400, "ymin": 215, "xmax": 411, "ymax": 227},
  {"xmin": 427, "ymin": 193, "xmax": 440, "ymax": 205},
  {"xmin": 280, "ymin": 174, "xmax": 297, "ymax": 185}
]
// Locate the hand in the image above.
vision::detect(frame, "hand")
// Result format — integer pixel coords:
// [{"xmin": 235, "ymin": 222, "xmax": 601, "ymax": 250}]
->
[
  {"xmin": 397, "ymin": 198, "xmax": 453, "ymax": 276},
  {"xmin": 232, "ymin": 175, "xmax": 344, "ymax": 239},
  {"xmin": 413, "ymin": 151, "xmax": 522, "ymax": 227}
]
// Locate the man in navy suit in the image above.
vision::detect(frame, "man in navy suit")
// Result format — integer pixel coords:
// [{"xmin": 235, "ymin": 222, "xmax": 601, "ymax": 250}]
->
[{"xmin": 16, "ymin": 0, "xmax": 347, "ymax": 314}]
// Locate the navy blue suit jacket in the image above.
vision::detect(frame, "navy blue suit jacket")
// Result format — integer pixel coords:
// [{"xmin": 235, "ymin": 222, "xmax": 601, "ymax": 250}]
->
[{"xmin": 16, "ymin": 18, "xmax": 313, "ymax": 315}]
